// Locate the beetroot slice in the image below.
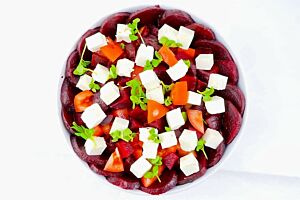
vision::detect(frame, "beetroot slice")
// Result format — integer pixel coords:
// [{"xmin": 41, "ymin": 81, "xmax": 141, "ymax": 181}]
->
[
  {"xmin": 65, "ymin": 50, "xmax": 80, "ymax": 86},
  {"xmin": 127, "ymin": 5, "xmax": 165, "ymax": 26},
  {"xmin": 215, "ymin": 60, "xmax": 239, "ymax": 85},
  {"xmin": 61, "ymin": 108, "xmax": 74, "ymax": 134},
  {"xmin": 154, "ymin": 64, "xmax": 172, "ymax": 84},
  {"xmin": 100, "ymin": 12, "xmax": 130, "ymax": 39},
  {"xmin": 116, "ymin": 140, "xmax": 134, "ymax": 158},
  {"xmin": 193, "ymin": 40, "xmax": 232, "ymax": 61},
  {"xmin": 206, "ymin": 141, "xmax": 225, "ymax": 168},
  {"xmin": 89, "ymin": 163, "xmax": 123, "ymax": 177},
  {"xmin": 158, "ymin": 10, "xmax": 194, "ymax": 29},
  {"xmin": 215, "ymin": 84, "xmax": 245, "ymax": 115},
  {"xmin": 129, "ymin": 118, "xmax": 143, "ymax": 132},
  {"xmin": 196, "ymin": 64, "xmax": 219, "ymax": 83},
  {"xmin": 60, "ymin": 78, "xmax": 78, "ymax": 110},
  {"xmin": 221, "ymin": 101, "xmax": 242, "ymax": 144},
  {"xmin": 163, "ymin": 153, "xmax": 179, "ymax": 170},
  {"xmin": 129, "ymin": 106, "xmax": 147, "ymax": 124},
  {"xmin": 180, "ymin": 75, "xmax": 197, "ymax": 90},
  {"xmin": 146, "ymin": 118, "xmax": 166, "ymax": 133},
  {"xmin": 205, "ymin": 114, "xmax": 222, "ymax": 130},
  {"xmin": 93, "ymin": 91, "xmax": 109, "ymax": 112},
  {"xmin": 186, "ymin": 23, "xmax": 216, "ymax": 40},
  {"xmin": 70, "ymin": 135, "xmax": 108, "ymax": 166},
  {"xmin": 110, "ymin": 88, "xmax": 132, "ymax": 109},
  {"xmin": 77, "ymin": 27, "xmax": 99, "ymax": 58},
  {"xmin": 91, "ymin": 52, "xmax": 110, "ymax": 67},
  {"xmin": 144, "ymin": 34, "xmax": 161, "ymax": 51},
  {"xmin": 106, "ymin": 174, "xmax": 140, "ymax": 190},
  {"xmin": 125, "ymin": 43, "xmax": 136, "ymax": 61},
  {"xmin": 140, "ymin": 170, "xmax": 178, "ymax": 195}
]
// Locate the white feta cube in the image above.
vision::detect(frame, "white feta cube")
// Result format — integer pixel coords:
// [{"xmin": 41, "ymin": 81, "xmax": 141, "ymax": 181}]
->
[
  {"xmin": 195, "ymin": 54, "xmax": 214, "ymax": 70},
  {"xmin": 142, "ymin": 141, "xmax": 159, "ymax": 159},
  {"xmin": 139, "ymin": 69, "xmax": 161, "ymax": 90},
  {"xmin": 115, "ymin": 24, "xmax": 132, "ymax": 43},
  {"xmin": 135, "ymin": 44, "xmax": 154, "ymax": 67},
  {"xmin": 208, "ymin": 73, "xmax": 228, "ymax": 90},
  {"xmin": 76, "ymin": 74, "xmax": 92, "ymax": 91},
  {"xmin": 81, "ymin": 103, "xmax": 107, "ymax": 128},
  {"xmin": 130, "ymin": 157, "xmax": 152, "ymax": 178},
  {"xmin": 166, "ymin": 108, "xmax": 185, "ymax": 130},
  {"xmin": 85, "ymin": 32, "xmax": 107, "ymax": 52},
  {"xmin": 205, "ymin": 96, "xmax": 225, "ymax": 114},
  {"xmin": 116, "ymin": 58, "xmax": 135, "ymax": 77},
  {"xmin": 166, "ymin": 59, "xmax": 189, "ymax": 81},
  {"xmin": 146, "ymin": 85, "xmax": 164, "ymax": 104},
  {"xmin": 139, "ymin": 127, "xmax": 158, "ymax": 142},
  {"xmin": 84, "ymin": 136, "xmax": 107, "ymax": 155},
  {"xmin": 187, "ymin": 91, "xmax": 202, "ymax": 106},
  {"xmin": 158, "ymin": 131, "xmax": 177, "ymax": 149},
  {"xmin": 180, "ymin": 153, "xmax": 199, "ymax": 176},
  {"xmin": 100, "ymin": 81, "xmax": 120, "ymax": 105},
  {"xmin": 158, "ymin": 24, "xmax": 178, "ymax": 42},
  {"xmin": 109, "ymin": 117, "xmax": 129, "ymax": 133},
  {"xmin": 177, "ymin": 26, "xmax": 195, "ymax": 50},
  {"xmin": 202, "ymin": 128, "xmax": 224, "ymax": 149},
  {"xmin": 92, "ymin": 64, "xmax": 109, "ymax": 84},
  {"xmin": 179, "ymin": 129, "xmax": 198, "ymax": 152}
]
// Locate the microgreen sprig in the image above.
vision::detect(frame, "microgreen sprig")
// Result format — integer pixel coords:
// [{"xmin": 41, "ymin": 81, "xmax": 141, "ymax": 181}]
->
[
  {"xmin": 128, "ymin": 18, "xmax": 145, "ymax": 44},
  {"xmin": 197, "ymin": 87, "xmax": 215, "ymax": 102},
  {"xmin": 159, "ymin": 36, "xmax": 182, "ymax": 48},
  {"xmin": 196, "ymin": 138, "xmax": 208, "ymax": 160},
  {"xmin": 73, "ymin": 44, "xmax": 93, "ymax": 76},
  {"xmin": 148, "ymin": 128, "xmax": 161, "ymax": 143},
  {"xmin": 71, "ymin": 122, "xmax": 94, "ymax": 140},
  {"xmin": 144, "ymin": 156, "xmax": 163, "ymax": 182},
  {"xmin": 165, "ymin": 127, "xmax": 172, "ymax": 132},
  {"xmin": 181, "ymin": 112, "xmax": 187, "ymax": 122},
  {"xmin": 110, "ymin": 128, "xmax": 136, "ymax": 142},
  {"xmin": 161, "ymin": 81, "xmax": 174, "ymax": 94},
  {"xmin": 89, "ymin": 78, "xmax": 100, "ymax": 93},
  {"xmin": 126, "ymin": 79, "xmax": 147, "ymax": 110},
  {"xmin": 143, "ymin": 51, "xmax": 163, "ymax": 71},
  {"xmin": 183, "ymin": 59, "xmax": 191, "ymax": 68},
  {"xmin": 164, "ymin": 96, "xmax": 172, "ymax": 106}
]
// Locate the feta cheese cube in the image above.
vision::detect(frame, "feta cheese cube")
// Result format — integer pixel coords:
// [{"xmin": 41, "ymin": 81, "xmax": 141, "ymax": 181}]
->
[
  {"xmin": 195, "ymin": 54, "xmax": 214, "ymax": 70},
  {"xmin": 202, "ymin": 128, "xmax": 224, "ymax": 149},
  {"xmin": 135, "ymin": 44, "xmax": 154, "ymax": 67},
  {"xmin": 100, "ymin": 81, "xmax": 120, "ymax": 105},
  {"xmin": 139, "ymin": 127, "xmax": 158, "ymax": 142},
  {"xmin": 130, "ymin": 157, "xmax": 152, "ymax": 178},
  {"xmin": 166, "ymin": 108, "xmax": 185, "ymax": 130},
  {"xmin": 116, "ymin": 58, "xmax": 135, "ymax": 77},
  {"xmin": 92, "ymin": 64, "xmax": 109, "ymax": 84},
  {"xmin": 205, "ymin": 96, "xmax": 225, "ymax": 114},
  {"xmin": 158, "ymin": 24, "xmax": 178, "ymax": 42},
  {"xmin": 115, "ymin": 24, "xmax": 132, "ymax": 43},
  {"xmin": 187, "ymin": 91, "xmax": 202, "ymax": 105},
  {"xmin": 166, "ymin": 59, "xmax": 189, "ymax": 81},
  {"xmin": 208, "ymin": 73, "xmax": 228, "ymax": 90},
  {"xmin": 180, "ymin": 153, "xmax": 199, "ymax": 176},
  {"xmin": 81, "ymin": 103, "xmax": 107, "ymax": 128},
  {"xmin": 158, "ymin": 131, "xmax": 177, "ymax": 149},
  {"xmin": 139, "ymin": 70, "xmax": 161, "ymax": 90},
  {"xmin": 76, "ymin": 74, "xmax": 92, "ymax": 91},
  {"xmin": 146, "ymin": 85, "xmax": 164, "ymax": 104},
  {"xmin": 179, "ymin": 129, "xmax": 198, "ymax": 152},
  {"xmin": 109, "ymin": 117, "xmax": 129, "ymax": 133},
  {"xmin": 142, "ymin": 141, "xmax": 159, "ymax": 159},
  {"xmin": 85, "ymin": 32, "xmax": 107, "ymax": 52},
  {"xmin": 84, "ymin": 136, "xmax": 107, "ymax": 155},
  {"xmin": 177, "ymin": 26, "xmax": 195, "ymax": 50}
]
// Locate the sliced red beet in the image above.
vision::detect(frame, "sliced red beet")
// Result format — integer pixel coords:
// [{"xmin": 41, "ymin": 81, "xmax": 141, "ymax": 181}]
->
[
  {"xmin": 61, "ymin": 108, "xmax": 74, "ymax": 134},
  {"xmin": 74, "ymin": 112, "xmax": 84, "ymax": 126},
  {"xmin": 107, "ymin": 174, "xmax": 140, "ymax": 190},
  {"xmin": 93, "ymin": 91, "xmax": 109, "ymax": 112},
  {"xmin": 116, "ymin": 141, "xmax": 134, "ymax": 158},
  {"xmin": 215, "ymin": 60, "xmax": 239, "ymax": 85},
  {"xmin": 205, "ymin": 114, "xmax": 222, "ymax": 130},
  {"xmin": 89, "ymin": 163, "xmax": 123, "ymax": 177},
  {"xmin": 125, "ymin": 43, "xmax": 136, "ymax": 61},
  {"xmin": 128, "ymin": 5, "xmax": 165, "ymax": 26},
  {"xmin": 163, "ymin": 153, "xmax": 179, "ymax": 170},
  {"xmin": 186, "ymin": 23, "xmax": 216, "ymax": 41},
  {"xmin": 158, "ymin": 10, "xmax": 194, "ymax": 29},
  {"xmin": 148, "ymin": 24, "xmax": 159, "ymax": 36},
  {"xmin": 196, "ymin": 79, "xmax": 207, "ymax": 91},
  {"xmin": 77, "ymin": 27, "xmax": 100, "ymax": 58},
  {"xmin": 154, "ymin": 64, "xmax": 172, "ymax": 84},
  {"xmin": 105, "ymin": 137, "xmax": 117, "ymax": 154},
  {"xmin": 129, "ymin": 118, "xmax": 143, "ymax": 132},
  {"xmin": 110, "ymin": 88, "xmax": 132, "ymax": 109},
  {"xmin": 129, "ymin": 106, "xmax": 147, "ymax": 124},
  {"xmin": 195, "ymin": 47, "xmax": 213, "ymax": 56},
  {"xmin": 140, "ymin": 170, "xmax": 178, "ymax": 195},
  {"xmin": 206, "ymin": 141, "xmax": 226, "ymax": 168},
  {"xmin": 196, "ymin": 64, "xmax": 220, "ymax": 83},
  {"xmin": 215, "ymin": 84, "xmax": 245, "ymax": 115},
  {"xmin": 91, "ymin": 52, "xmax": 110, "ymax": 67},
  {"xmin": 65, "ymin": 50, "xmax": 80, "ymax": 85},
  {"xmin": 100, "ymin": 12, "xmax": 130, "ymax": 39},
  {"xmin": 123, "ymin": 155, "xmax": 136, "ymax": 172},
  {"xmin": 222, "ymin": 101, "xmax": 242, "ymax": 144},
  {"xmin": 70, "ymin": 135, "xmax": 108, "ymax": 166},
  {"xmin": 144, "ymin": 34, "xmax": 161, "ymax": 51},
  {"xmin": 177, "ymin": 154, "xmax": 207, "ymax": 185},
  {"xmin": 100, "ymin": 114, "xmax": 114, "ymax": 125},
  {"xmin": 193, "ymin": 40, "xmax": 232, "ymax": 61},
  {"xmin": 180, "ymin": 75, "xmax": 197, "ymax": 90},
  {"xmin": 146, "ymin": 117, "xmax": 166, "ymax": 133},
  {"xmin": 60, "ymin": 78, "xmax": 78, "ymax": 110}
]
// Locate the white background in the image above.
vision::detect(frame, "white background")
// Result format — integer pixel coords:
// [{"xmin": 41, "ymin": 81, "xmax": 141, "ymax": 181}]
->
[{"xmin": 0, "ymin": 0, "xmax": 300, "ymax": 199}]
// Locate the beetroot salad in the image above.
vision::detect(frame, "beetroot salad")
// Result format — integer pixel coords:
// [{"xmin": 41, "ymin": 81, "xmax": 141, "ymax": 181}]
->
[{"xmin": 60, "ymin": 5, "xmax": 245, "ymax": 195}]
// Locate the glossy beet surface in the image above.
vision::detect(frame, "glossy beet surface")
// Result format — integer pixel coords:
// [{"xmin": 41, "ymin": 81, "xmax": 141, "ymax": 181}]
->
[{"xmin": 60, "ymin": 5, "xmax": 245, "ymax": 195}]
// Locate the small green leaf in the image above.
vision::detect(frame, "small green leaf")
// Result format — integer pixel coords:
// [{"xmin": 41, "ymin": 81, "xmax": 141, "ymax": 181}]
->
[
  {"xmin": 128, "ymin": 18, "xmax": 141, "ymax": 41},
  {"xmin": 89, "ymin": 78, "xmax": 100, "ymax": 93},
  {"xmin": 159, "ymin": 36, "xmax": 183, "ymax": 48},
  {"xmin": 71, "ymin": 122, "xmax": 94, "ymax": 140},
  {"xmin": 73, "ymin": 44, "xmax": 91, "ymax": 76},
  {"xmin": 181, "ymin": 112, "xmax": 187, "ymax": 122},
  {"xmin": 161, "ymin": 81, "xmax": 174, "ymax": 94},
  {"xmin": 120, "ymin": 43, "xmax": 125, "ymax": 49},
  {"xmin": 164, "ymin": 96, "xmax": 172, "ymax": 106},
  {"xmin": 144, "ymin": 171, "xmax": 154, "ymax": 178},
  {"xmin": 165, "ymin": 127, "xmax": 172, "ymax": 132},
  {"xmin": 183, "ymin": 59, "xmax": 191, "ymax": 68},
  {"xmin": 129, "ymin": 34, "xmax": 138, "ymax": 41},
  {"xmin": 126, "ymin": 79, "xmax": 147, "ymax": 110},
  {"xmin": 197, "ymin": 87, "xmax": 214, "ymax": 102},
  {"xmin": 110, "ymin": 128, "xmax": 135, "ymax": 142},
  {"xmin": 108, "ymin": 65, "xmax": 118, "ymax": 79},
  {"xmin": 148, "ymin": 128, "xmax": 161, "ymax": 143},
  {"xmin": 143, "ymin": 60, "xmax": 153, "ymax": 71},
  {"xmin": 196, "ymin": 138, "xmax": 208, "ymax": 160}
]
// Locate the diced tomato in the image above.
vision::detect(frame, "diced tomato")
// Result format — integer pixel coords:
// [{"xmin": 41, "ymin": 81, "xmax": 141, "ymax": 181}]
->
[
  {"xmin": 176, "ymin": 48, "xmax": 196, "ymax": 60},
  {"xmin": 158, "ymin": 45, "xmax": 178, "ymax": 67},
  {"xmin": 187, "ymin": 109, "xmax": 204, "ymax": 134},
  {"xmin": 170, "ymin": 81, "xmax": 188, "ymax": 105},
  {"xmin": 141, "ymin": 165, "xmax": 165, "ymax": 187},
  {"xmin": 74, "ymin": 91, "xmax": 94, "ymax": 112},
  {"xmin": 116, "ymin": 141, "xmax": 134, "ymax": 158},
  {"xmin": 102, "ymin": 123, "xmax": 112, "ymax": 135},
  {"xmin": 158, "ymin": 145, "xmax": 178, "ymax": 158},
  {"xmin": 112, "ymin": 108, "xmax": 129, "ymax": 119},
  {"xmin": 131, "ymin": 66, "xmax": 144, "ymax": 80},
  {"xmin": 147, "ymin": 100, "xmax": 169, "ymax": 123},
  {"xmin": 93, "ymin": 125, "xmax": 104, "ymax": 137},
  {"xmin": 177, "ymin": 145, "xmax": 197, "ymax": 157},
  {"xmin": 100, "ymin": 37, "xmax": 124, "ymax": 62},
  {"xmin": 104, "ymin": 148, "xmax": 124, "ymax": 172},
  {"xmin": 133, "ymin": 147, "xmax": 143, "ymax": 159}
]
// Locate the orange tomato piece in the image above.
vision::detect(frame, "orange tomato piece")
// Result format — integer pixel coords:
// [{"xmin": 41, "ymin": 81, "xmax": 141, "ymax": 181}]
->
[
  {"xmin": 131, "ymin": 66, "xmax": 144, "ymax": 80},
  {"xmin": 170, "ymin": 81, "xmax": 188, "ymax": 105},
  {"xmin": 177, "ymin": 147, "xmax": 197, "ymax": 157},
  {"xmin": 158, "ymin": 45, "xmax": 178, "ymax": 67},
  {"xmin": 187, "ymin": 109, "xmax": 204, "ymax": 134},
  {"xmin": 100, "ymin": 37, "xmax": 123, "ymax": 62},
  {"xmin": 147, "ymin": 100, "xmax": 169, "ymax": 123},
  {"xmin": 104, "ymin": 148, "xmax": 124, "ymax": 172},
  {"xmin": 133, "ymin": 147, "xmax": 143, "ymax": 159},
  {"xmin": 101, "ymin": 124, "xmax": 112, "ymax": 135},
  {"xmin": 74, "ymin": 90, "xmax": 94, "ymax": 112},
  {"xmin": 141, "ymin": 165, "xmax": 165, "ymax": 187},
  {"xmin": 93, "ymin": 125, "xmax": 104, "ymax": 137},
  {"xmin": 158, "ymin": 145, "xmax": 178, "ymax": 157},
  {"xmin": 177, "ymin": 48, "xmax": 196, "ymax": 59}
]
